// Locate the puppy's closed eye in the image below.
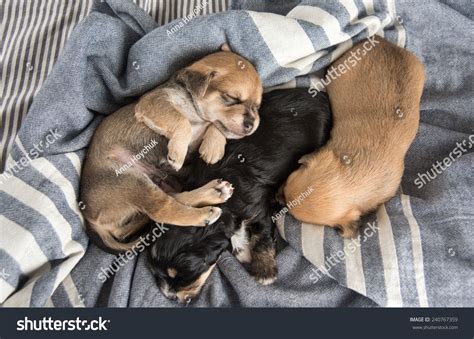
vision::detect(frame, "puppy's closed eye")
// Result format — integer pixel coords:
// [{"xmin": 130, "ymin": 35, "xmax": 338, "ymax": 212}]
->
[{"xmin": 221, "ymin": 93, "xmax": 241, "ymax": 106}]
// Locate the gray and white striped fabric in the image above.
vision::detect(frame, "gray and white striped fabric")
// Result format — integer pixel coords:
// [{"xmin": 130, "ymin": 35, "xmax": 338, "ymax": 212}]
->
[
  {"xmin": 0, "ymin": 0, "xmax": 472, "ymax": 307},
  {"xmin": 0, "ymin": 0, "xmax": 229, "ymax": 172}
]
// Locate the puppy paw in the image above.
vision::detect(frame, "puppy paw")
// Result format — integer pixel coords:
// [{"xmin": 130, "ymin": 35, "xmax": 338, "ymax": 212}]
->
[
  {"xmin": 248, "ymin": 248, "xmax": 277, "ymax": 285},
  {"xmin": 250, "ymin": 262, "xmax": 277, "ymax": 285},
  {"xmin": 167, "ymin": 142, "xmax": 187, "ymax": 171},
  {"xmin": 200, "ymin": 207, "xmax": 222, "ymax": 226},
  {"xmin": 199, "ymin": 138, "xmax": 225, "ymax": 165},
  {"xmin": 212, "ymin": 179, "xmax": 234, "ymax": 202}
]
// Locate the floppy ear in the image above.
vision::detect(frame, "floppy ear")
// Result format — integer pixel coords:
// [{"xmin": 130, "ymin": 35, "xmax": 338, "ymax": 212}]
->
[
  {"xmin": 220, "ymin": 43, "xmax": 232, "ymax": 52},
  {"xmin": 177, "ymin": 68, "xmax": 217, "ymax": 98}
]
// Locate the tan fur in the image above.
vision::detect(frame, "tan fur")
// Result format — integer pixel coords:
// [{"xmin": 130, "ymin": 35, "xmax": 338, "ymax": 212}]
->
[
  {"xmin": 135, "ymin": 48, "xmax": 262, "ymax": 169},
  {"xmin": 282, "ymin": 36, "xmax": 425, "ymax": 237},
  {"xmin": 80, "ymin": 46, "xmax": 262, "ymax": 252}
]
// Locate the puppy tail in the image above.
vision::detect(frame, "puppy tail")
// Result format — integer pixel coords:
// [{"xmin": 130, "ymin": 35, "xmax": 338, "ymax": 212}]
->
[{"xmin": 85, "ymin": 216, "xmax": 151, "ymax": 255}]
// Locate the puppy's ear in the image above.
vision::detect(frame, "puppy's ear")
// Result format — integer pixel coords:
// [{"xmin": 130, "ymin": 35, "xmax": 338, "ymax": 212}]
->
[
  {"xmin": 220, "ymin": 43, "xmax": 232, "ymax": 52},
  {"xmin": 177, "ymin": 68, "xmax": 217, "ymax": 98}
]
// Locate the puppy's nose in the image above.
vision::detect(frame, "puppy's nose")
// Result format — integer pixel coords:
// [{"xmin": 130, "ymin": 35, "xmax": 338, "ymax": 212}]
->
[
  {"xmin": 167, "ymin": 293, "xmax": 178, "ymax": 301},
  {"xmin": 243, "ymin": 116, "xmax": 254, "ymax": 133}
]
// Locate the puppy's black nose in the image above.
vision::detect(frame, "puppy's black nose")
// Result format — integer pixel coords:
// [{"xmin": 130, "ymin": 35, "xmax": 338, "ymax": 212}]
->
[{"xmin": 243, "ymin": 116, "xmax": 254, "ymax": 133}]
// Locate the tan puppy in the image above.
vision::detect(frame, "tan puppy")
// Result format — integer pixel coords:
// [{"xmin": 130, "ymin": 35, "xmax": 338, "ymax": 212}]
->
[
  {"xmin": 280, "ymin": 37, "xmax": 425, "ymax": 237},
  {"xmin": 81, "ymin": 45, "xmax": 262, "ymax": 252},
  {"xmin": 136, "ymin": 43, "xmax": 262, "ymax": 169}
]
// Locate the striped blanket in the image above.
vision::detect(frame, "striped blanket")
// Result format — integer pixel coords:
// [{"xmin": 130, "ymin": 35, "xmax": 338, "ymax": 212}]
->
[{"xmin": 1, "ymin": 0, "xmax": 472, "ymax": 307}]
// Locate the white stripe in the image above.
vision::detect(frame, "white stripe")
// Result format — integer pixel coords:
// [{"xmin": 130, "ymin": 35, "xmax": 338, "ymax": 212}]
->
[
  {"xmin": 1, "ymin": 1, "xmax": 43, "ymax": 166},
  {"xmin": 339, "ymin": 0, "xmax": 359, "ymax": 22},
  {"xmin": 401, "ymin": 194, "xmax": 429, "ymax": 307},
  {"xmin": 362, "ymin": 0, "xmax": 375, "ymax": 15},
  {"xmin": 330, "ymin": 39, "xmax": 353, "ymax": 62},
  {"xmin": 0, "ymin": 0, "xmax": 24, "ymax": 95},
  {"xmin": 0, "ymin": 176, "xmax": 84, "ymax": 259},
  {"xmin": 65, "ymin": 152, "xmax": 82, "ymax": 176},
  {"xmin": 376, "ymin": 204, "xmax": 403, "ymax": 306},
  {"xmin": 0, "ymin": 216, "xmax": 50, "ymax": 276},
  {"xmin": 0, "ymin": 278, "xmax": 16, "ymax": 304},
  {"xmin": 28, "ymin": 158, "xmax": 84, "ymax": 222},
  {"xmin": 57, "ymin": 0, "xmax": 75, "ymax": 54},
  {"xmin": 275, "ymin": 216, "xmax": 286, "ymax": 241},
  {"xmin": 298, "ymin": 50, "xmax": 329, "ymax": 75},
  {"xmin": 0, "ymin": 0, "xmax": 35, "ymax": 164},
  {"xmin": 46, "ymin": 1, "xmax": 67, "ymax": 72},
  {"xmin": 45, "ymin": 298, "xmax": 55, "ymax": 307},
  {"xmin": 287, "ymin": 6, "xmax": 352, "ymax": 46},
  {"xmin": 358, "ymin": 15, "xmax": 383, "ymax": 36},
  {"xmin": 65, "ymin": 0, "xmax": 83, "ymax": 39},
  {"xmin": 62, "ymin": 274, "xmax": 85, "ymax": 307},
  {"xmin": 344, "ymin": 237, "xmax": 367, "ymax": 295},
  {"xmin": 301, "ymin": 223, "xmax": 333, "ymax": 278},
  {"xmin": 36, "ymin": 0, "xmax": 61, "ymax": 97},
  {"xmin": 2, "ymin": 279, "xmax": 35, "ymax": 307},
  {"xmin": 248, "ymin": 11, "xmax": 316, "ymax": 70},
  {"xmin": 387, "ymin": 0, "xmax": 406, "ymax": 47},
  {"xmin": 329, "ymin": 15, "xmax": 382, "ymax": 62}
]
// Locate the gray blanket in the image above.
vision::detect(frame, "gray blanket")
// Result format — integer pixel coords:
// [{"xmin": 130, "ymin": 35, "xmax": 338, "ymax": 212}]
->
[{"xmin": 0, "ymin": 0, "xmax": 472, "ymax": 307}]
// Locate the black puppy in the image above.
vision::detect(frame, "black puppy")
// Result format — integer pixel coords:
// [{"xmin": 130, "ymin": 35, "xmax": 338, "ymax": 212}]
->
[{"xmin": 148, "ymin": 89, "xmax": 332, "ymax": 303}]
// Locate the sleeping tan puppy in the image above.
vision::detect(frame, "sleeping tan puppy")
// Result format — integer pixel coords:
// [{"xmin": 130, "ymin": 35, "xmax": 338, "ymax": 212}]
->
[
  {"xmin": 136, "ymin": 43, "xmax": 262, "ymax": 169},
  {"xmin": 280, "ymin": 36, "xmax": 425, "ymax": 237},
  {"xmin": 80, "ymin": 44, "xmax": 262, "ymax": 252}
]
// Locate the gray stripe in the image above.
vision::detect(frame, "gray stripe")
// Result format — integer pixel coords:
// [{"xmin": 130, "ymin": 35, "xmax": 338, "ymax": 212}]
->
[{"xmin": 0, "ymin": 0, "xmax": 229, "ymax": 172}]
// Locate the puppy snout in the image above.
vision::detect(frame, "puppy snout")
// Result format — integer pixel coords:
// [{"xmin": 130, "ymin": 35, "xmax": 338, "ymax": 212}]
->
[
  {"xmin": 160, "ymin": 284, "xmax": 178, "ymax": 301},
  {"xmin": 243, "ymin": 115, "xmax": 254, "ymax": 133}
]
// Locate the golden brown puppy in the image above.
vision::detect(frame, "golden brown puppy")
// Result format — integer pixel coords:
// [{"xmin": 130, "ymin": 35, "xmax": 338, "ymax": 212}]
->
[
  {"xmin": 136, "ymin": 43, "xmax": 262, "ymax": 169},
  {"xmin": 280, "ymin": 36, "xmax": 425, "ymax": 237},
  {"xmin": 80, "ymin": 45, "xmax": 263, "ymax": 252}
]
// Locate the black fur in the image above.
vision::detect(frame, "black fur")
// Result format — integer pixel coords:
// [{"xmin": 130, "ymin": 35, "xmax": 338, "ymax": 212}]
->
[{"xmin": 148, "ymin": 89, "xmax": 332, "ymax": 300}]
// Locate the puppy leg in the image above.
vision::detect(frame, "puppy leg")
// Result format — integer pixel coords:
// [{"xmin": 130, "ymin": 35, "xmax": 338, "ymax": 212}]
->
[
  {"xmin": 166, "ymin": 120, "xmax": 192, "ymax": 171},
  {"xmin": 199, "ymin": 124, "xmax": 227, "ymax": 165},
  {"xmin": 135, "ymin": 95, "xmax": 192, "ymax": 171},
  {"xmin": 174, "ymin": 179, "xmax": 234, "ymax": 207},
  {"xmin": 247, "ymin": 218, "xmax": 278, "ymax": 285},
  {"xmin": 141, "ymin": 184, "xmax": 222, "ymax": 227}
]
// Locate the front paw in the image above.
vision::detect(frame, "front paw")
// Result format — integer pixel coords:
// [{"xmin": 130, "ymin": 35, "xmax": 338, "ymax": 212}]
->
[
  {"xmin": 212, "ymin": 179, "xmax": 234, "ymax": 202},
  {"xmin": 199, "ymin": 138, "xmax": 225, "ymax": 165},
  {"xmin": 167, "ymin": 142, "xmax": 187, "ymax": 171},
  {"xmin": 249, "ymin": 259, "xmax": 278, "ymax": 285},
  {"xmin": 198, "ymin": 206, "xmax": 222, "ymax": 227},
  {"xmin": 248, "ymin": 247, "xmax": 277, "ymax": 285}
]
